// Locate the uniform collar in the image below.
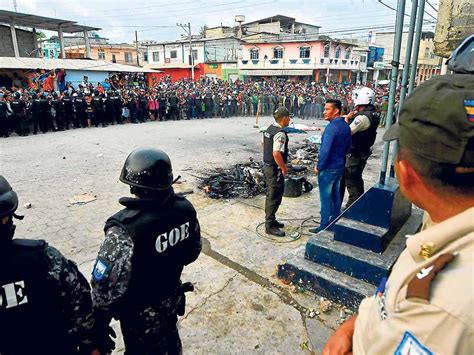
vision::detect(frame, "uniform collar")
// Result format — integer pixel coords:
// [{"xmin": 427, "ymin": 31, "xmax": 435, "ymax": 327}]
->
[{"xmin": 406, "ymin": 207, "xmax": 474, "ymax": 263}]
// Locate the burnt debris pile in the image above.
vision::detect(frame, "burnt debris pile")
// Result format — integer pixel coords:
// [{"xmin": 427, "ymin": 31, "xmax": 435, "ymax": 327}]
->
[{"xmin": 199, "ymin": 143, "xmax": 319, "ymax": 199}]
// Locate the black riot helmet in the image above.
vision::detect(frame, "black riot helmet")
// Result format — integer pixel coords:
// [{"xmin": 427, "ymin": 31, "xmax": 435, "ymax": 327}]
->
[
  {"xmin": 13, "ymin": 92, "xmax": 21, "ymax": 100},
  {"xmin": 0, "ymin": 176, "xmax": 18, "ymax": 218},
  {"xmin": 120, "ymin": 148, "xmax": 174, "ymax": 191}
]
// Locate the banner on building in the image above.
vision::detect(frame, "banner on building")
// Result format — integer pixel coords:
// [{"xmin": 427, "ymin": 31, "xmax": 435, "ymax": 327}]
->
[{"xmin": 240, "ymin": 69, "xmax": 313, "ymax": 76}]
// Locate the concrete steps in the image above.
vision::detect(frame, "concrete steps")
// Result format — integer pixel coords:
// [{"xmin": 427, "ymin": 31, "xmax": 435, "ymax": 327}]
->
[
  {"xmin": 278, "ymin": 212, "xmax": 423, "ymax": 310},
  {"xmin": 278, "ymin": 246, "xmax": 375, "ymax": 310}
]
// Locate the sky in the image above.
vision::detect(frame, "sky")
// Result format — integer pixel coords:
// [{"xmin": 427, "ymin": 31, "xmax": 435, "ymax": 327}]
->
[{"xmin": 0, "ymin": 0, "xmax": 438, "ymax": 43}]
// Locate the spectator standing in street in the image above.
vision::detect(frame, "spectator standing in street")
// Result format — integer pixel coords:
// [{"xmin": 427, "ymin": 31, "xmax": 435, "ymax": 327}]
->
[{"xmin": 311, "ymin": 99, "xmax": 351, "ymax": 233}]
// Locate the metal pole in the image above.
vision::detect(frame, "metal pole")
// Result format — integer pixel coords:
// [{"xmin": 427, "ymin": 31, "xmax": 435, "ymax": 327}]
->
[
  {"xmin": 189, "ymin": 23, "xmax": 195, "ymax": 81},
  {"xmin": 135, "ymin": 30, "xmax": 140, "ymax": 66},
  {"xmin": 388, "ymin": 0, "xmax": 419, "ymax": 178},
  {"xmin": 408, "ymin": 0, "xmax": 426, "ymax": 94},
  {"xmin": 58, "ymin": 25, "xmax": 65, "ymax": 59},
  {"xmin": 379, "ymin": 0, "xmax": 406, "ymax": 185},
  {"xmin": 326, "ymin": 40, "xmax": 332, "ymax": 84},
  {"xmin": 10, "ymin": 22, "xmax": 19, "ymax": 57},
  {"xmin": 84, "ymin": 30, "xmax": 91, "ymax": 59}
]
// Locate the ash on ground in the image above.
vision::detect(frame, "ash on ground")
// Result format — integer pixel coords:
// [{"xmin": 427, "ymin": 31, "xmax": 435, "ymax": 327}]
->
[{"xmin": 198, "ymin": 142, "xmax": 319, "ymax": 199}]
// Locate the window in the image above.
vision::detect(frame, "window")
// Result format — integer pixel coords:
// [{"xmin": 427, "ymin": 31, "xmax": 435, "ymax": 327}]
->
[
  {"xmin": 112, "ymin": 54, "xmax": 116, "ymax": 63},
  {"xmin": 191, "ymin": 49, "xmax": 198, "ymax": 61},
  {"xmin": 299, "ymin": 46, "xmax": 310, "ymax": 58},
  {"xmin": 170, "ymin": 50, "xmax": 177, "ymax": 59},
  {"xmin": 424, "ymin": 47, "xmax": 430, "ymax": 58},
  {"xmin": 250, "ymin": 49, "xmax": 259, "ymax": 60},
  {"xmin": 345, "ymin": 48, "xmax": 351, "ymax": 60},
  {"xmin": 124, "ymin": 52, "xmax": 133, "ymax": 62},
  {"xmin": 324, "ymin": 44, "xmax": 330, "ymax": 58},
  {"xmin": 335, "ymin": 47, "xmax": 341, "ymax": 58},
  {"xmin": 152, "ymin": 51, "xmax": 160, "ymax": 62},
  {"xmin": 361, "ymin": 55, "xmax": 367, "ymax": 63},
  {"xmin": 273, "ymin": 47, "xmax": 283, "ymax": 59},
  {"xmin": 98, "ymin": 50, "xmax": 105, "ymax": 60}
]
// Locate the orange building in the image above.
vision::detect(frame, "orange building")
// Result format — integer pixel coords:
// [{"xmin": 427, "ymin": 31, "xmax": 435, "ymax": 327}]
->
[{"xmin": 65, "ymin": 44, "xmax": 145, "ymax": 67}]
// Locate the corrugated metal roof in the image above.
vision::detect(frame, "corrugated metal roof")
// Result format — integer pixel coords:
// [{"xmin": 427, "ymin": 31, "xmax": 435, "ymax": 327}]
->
[
  {"xmin": 0, "ymin": 9, "xmax": 100, "ymax": 32},
  {"xmin": 0, "ymin": 57, "xmax": 159, "ymax": 73}
]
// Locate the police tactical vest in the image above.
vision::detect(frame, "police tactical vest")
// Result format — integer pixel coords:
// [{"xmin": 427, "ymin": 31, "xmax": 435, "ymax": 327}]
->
[
  {"xmin": 105, "ymin": 195, "xmax": 199, "ymax": 314},
  {"xmin": 0, "ymin": 240, "xmax": 69, "ymax": 355},
  {"xmin": 10, "ymin": 101, "xmax": 23, "ymax": 115},
  {"xmin": 263, "ymin": 124, "xmax": 288, "ymax": 166},
  {"xmin": 0, "ymin": 102, "xmax": 7, "ymax": 117},
  {"xmin": 351, "ymin": 107, "xmax": 380, "ymax": 153},
  {"xmin": 62, "ymin": 98, "xmax": 73, "ymax": 112},
  {"xmin": 93, "ymin": 97, "xmax": 104, "ymax": 111}
]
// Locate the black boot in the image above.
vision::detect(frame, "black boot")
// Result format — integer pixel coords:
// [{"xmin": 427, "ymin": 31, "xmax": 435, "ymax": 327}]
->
[
  {"xmin": 274, "ymin": 220, "xmax": 284, "ymax": 228},
  {"xmin": 265, "ymin": 225, "xmax": 285, "ymax": 237}
]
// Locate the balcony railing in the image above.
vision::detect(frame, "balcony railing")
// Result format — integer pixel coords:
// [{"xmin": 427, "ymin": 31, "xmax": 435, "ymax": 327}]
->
[{"xmin": 239, "ymin": 57, "xmax": 360, "ymax": 70}]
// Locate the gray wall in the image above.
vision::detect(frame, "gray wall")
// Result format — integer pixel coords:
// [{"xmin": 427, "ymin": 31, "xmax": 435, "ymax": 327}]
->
[{"xmin": 0, "ymin": 26, "xmax": 36, "ymax": 57}]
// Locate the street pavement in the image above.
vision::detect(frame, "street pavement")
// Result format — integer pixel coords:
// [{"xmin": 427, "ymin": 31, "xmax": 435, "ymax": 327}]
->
[{"xmin": 0, "ymin": 115, "xmax": 385, "ymax": 354}]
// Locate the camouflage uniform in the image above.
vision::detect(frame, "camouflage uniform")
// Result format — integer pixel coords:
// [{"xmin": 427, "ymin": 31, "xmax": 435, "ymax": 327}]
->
[
  {"xmin": 43, "ymin": 245, "xmax": 96, "ymax": 352},
  {"xmin": 0, "ymin": 241, "xmax": 95, "ymax": 355},
  {"xmin": 92, "ymin": 221, "xmax": 197, "ymax": 355}
]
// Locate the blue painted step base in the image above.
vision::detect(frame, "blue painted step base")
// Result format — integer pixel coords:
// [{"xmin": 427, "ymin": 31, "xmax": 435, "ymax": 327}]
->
[
  {"xmin": 278, "ymin": 247, "xmax": 374, "ymax": 310},
  {"xmin": 278, "ymin": 211, "xmax": 423, "ymax": 310},
  {"xmin": 305, "ymin": 212, "xmax": 422, "ymax": 286}
]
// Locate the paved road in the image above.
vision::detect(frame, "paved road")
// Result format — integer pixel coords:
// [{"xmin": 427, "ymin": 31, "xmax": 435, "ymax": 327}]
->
[{"xmin": 0, "ymin": 116, "xmax": 385, "ymax": 354}]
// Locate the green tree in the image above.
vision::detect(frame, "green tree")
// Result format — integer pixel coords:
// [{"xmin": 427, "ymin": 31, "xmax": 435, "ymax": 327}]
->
[{"xmin": 199, "ymin": 25, "xmax": 209, "ymax": 38}]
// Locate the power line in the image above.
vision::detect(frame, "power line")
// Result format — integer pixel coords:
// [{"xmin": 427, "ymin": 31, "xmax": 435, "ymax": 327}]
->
[
  {"xmin": 82, "ymin": 0, "xmax": 245, "ymax": 20},
  {"xmin": 377, "ymin": 0, "xmax": 436, "ymax": 21},
  {"xmin": 426, "ymin": 0, "xmax": 438, "ymax": 13},
  {"xmin": 54, "ymin": 0, "xmax": 197, "ymax": 14}
]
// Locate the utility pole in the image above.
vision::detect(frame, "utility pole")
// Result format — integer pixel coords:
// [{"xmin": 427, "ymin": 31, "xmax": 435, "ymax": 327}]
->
[
  {"xmin": 13, "ymin": 0, "xmax": 17, "ymax": 11},
  {"xmin": 177, "ymin": 22, "xmax": 194, "ymax": 80},
  {"xmin": 135, "ymin": 30, "xmax": 140, "ymax": 67}
]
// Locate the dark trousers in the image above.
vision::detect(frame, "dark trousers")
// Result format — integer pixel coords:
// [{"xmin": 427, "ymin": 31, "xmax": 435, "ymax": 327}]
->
[
  {"xmin": 0, "ymin": 117, "xmax": 9, "ymax": 137},
  {"xmin": 263, "ymin": 165, "xmax": 285, "ymax": 228},
  {"xmin": 341, "ymin": 150, "xmax": 371, "ymax": 208}
]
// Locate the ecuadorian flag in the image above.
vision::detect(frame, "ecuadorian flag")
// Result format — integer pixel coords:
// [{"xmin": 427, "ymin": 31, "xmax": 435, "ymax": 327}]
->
[{"xmin": 465, "ymin": 100, "xmax": 474, "ymax": 122}]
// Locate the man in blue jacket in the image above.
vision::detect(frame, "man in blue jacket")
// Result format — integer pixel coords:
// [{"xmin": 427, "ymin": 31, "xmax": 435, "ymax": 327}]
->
[{"xmin": 311, "ymin": 99, "xmax": 351, "ymax": 233}]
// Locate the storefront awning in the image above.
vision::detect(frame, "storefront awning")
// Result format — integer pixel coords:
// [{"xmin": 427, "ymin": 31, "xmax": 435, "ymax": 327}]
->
[{"xmin": 240, "ymin": 69, "xmax": 313, "ymax": 76}]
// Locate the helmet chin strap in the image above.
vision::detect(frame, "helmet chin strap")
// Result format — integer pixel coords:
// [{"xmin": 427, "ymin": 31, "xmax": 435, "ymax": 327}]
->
[
  {"xmin": 12, "ymin": 213, "xmax": 24, "ymax": 220},
  {"xmin": 171, "ymin": 175, "xmax": 181, "ymax": 185}
]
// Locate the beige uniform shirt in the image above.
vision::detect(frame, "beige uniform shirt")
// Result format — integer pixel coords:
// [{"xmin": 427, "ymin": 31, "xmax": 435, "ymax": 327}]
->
[
  {"xmin": 353, "ymin": 208, "xmax": 474, "ymax": 354},
  {"xmin": 350, "ymin": 114, "xmax": 371, "ymax": 134}
]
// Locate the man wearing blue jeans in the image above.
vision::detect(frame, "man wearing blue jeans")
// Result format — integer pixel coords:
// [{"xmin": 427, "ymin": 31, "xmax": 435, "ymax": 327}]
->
[{"xmin": 310, "ymin": 99, "xmax": 352, "ymax": 234}]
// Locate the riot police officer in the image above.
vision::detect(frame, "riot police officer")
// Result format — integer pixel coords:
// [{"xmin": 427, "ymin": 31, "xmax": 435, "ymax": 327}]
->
[
  {"xmin": 91, "ymin": 148, "xmax": 202, "ymax": 355},
  {"xmin": 74, "ymin": 92, "xmax": 87, "ymax": 128},
  {"xmin": 262, "ymin": 107, "xmax": 290, "ymax": 237},
  {"xmin": 0, "ymin": 93, "xmax": 10, "ymax": 137},
  {"xmin": 62, "ymin": 91, "xmax": 74, "ymax": 129},
  {"xmin": 10, "ymin": 92, "xmax": 27, "ymax": 136},
  {"xmin": 51, "ymin": 91, "xmax": 64, "ymax": 131},
  {"xmin": 105, "ymin": 90, "xmax": 115, "ymax": 125},
  {"xmin": 0, "ymin": 175, "xmax": 99, "ymax": 355},
  {"xmin": 93, "ymin": 90, "xmax": 106, "ymax": 127},
  {"xmin": 341, "ymin": 87, "xmax": 380, "ymax": 208},
  {"xmin": 30, "ymin": 91, "xmax": 41, "ymax": 134}
]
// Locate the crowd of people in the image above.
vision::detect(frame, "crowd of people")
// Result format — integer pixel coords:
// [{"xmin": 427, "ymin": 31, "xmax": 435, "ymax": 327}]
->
[{"xmin": 0, "ymin": 74, "xmax": 392, "ymax": 138}]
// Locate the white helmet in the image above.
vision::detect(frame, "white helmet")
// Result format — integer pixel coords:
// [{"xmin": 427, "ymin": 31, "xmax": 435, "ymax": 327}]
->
[{"xmin": 353, "ymin": 87, "xmax": 375, "ymax": 106}]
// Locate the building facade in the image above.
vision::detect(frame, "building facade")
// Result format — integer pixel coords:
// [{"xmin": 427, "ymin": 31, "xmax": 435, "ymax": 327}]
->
[
  {"xmin": 0, "ymin": 25, "xmax": 36, "ymax": 58},
  {"xmin": 375, "ymin": 31, "xmax": 442, "ymax": 84},
  {"xmin": 239, "ymin": 38, "xmax": 359, "ymax": 82},
  {"xmin": 65, "ymin": 44, "xmax": 144, "ymax": 66}
]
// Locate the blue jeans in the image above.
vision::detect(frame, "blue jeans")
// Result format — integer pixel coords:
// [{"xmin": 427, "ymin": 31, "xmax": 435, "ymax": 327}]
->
[{"xmin": 318, "ymin": 168, "xmax": 344, "ymax": 229}]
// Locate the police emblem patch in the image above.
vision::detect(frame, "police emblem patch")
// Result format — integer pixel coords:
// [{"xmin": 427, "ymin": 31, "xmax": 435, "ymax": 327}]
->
[
  {"xmin": 395, "ymin": 332, "xmax": 433, "ymax": 355},
  {"xmin": 464, "ymin": 100, "xmax": 474, "ymax": 122},
  {"xmin": 92, "ymin": 257, "xmax": 110, "ymax": 281}
]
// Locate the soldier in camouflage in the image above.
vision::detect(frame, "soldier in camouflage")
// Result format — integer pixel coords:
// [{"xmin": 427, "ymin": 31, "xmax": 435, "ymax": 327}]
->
[
  {"xmin": 0, "ymin": 175, "xmax": 98, "ymax": 355},
  {"xmin": 91, "ymin": 148, "xmax": 202, "ymax": 355}
]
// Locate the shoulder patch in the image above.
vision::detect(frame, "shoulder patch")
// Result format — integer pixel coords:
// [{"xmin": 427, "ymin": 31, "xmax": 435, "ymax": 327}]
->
[
  {"xmin": 395, "ymin": 332, "xmax": 433, "ymax": 355},
  {"xmin": 92, "ymin": 257, "xmax": 111, "ymax": 281}
]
